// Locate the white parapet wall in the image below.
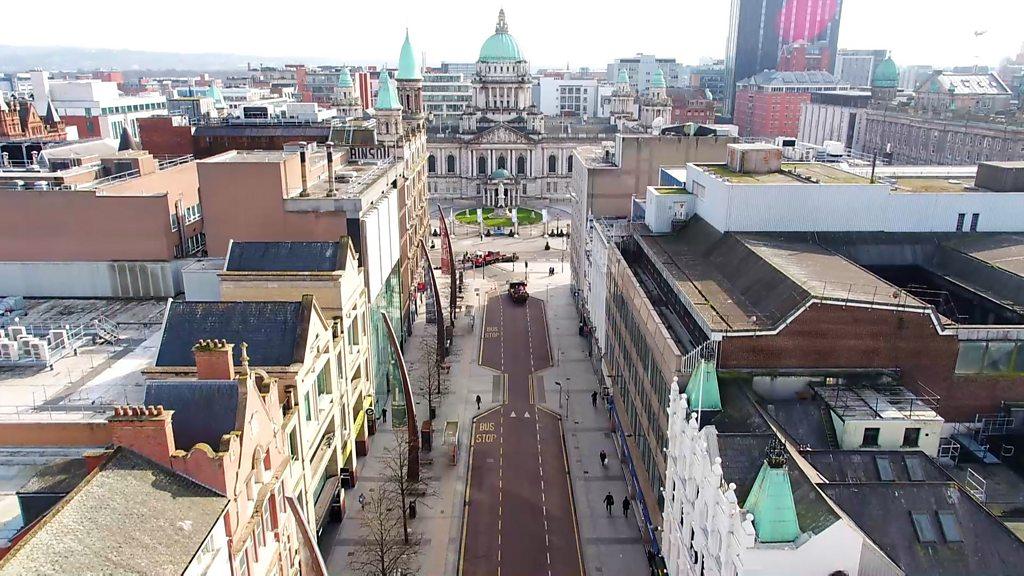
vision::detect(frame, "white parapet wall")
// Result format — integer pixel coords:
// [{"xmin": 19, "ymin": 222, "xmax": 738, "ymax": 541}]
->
[{"xmin": 0, "ymin": 260, "xmax": 187, "ymax": 298}]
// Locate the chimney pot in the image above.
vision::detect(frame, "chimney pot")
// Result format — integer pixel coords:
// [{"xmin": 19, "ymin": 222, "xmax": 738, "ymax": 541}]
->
[{"xmin": 193, "ymin": 340, "xmax": 235, "ymax": 380}]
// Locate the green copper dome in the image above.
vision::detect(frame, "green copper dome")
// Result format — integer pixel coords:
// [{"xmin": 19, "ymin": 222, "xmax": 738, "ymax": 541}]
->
[
  {"xmin": 479, "ymin": 9, "xmax": 523, "ymax": 62},
  {"xmin": 375, "ymin": 70, "xmax": 402, "ymax": 111},
  {"xmin": 490, "ymin": 168, "xmax": 512, "ymax": 180},
  {"xmin": 337, "ymin": 67, "xmax": 354, "ymax": 89},
  {"xmin": 743, "ymin": 440, "xmax": 801, "ymax": 544},
  {"xmin": 872, "ymin": 56, "xmax": 899, "ymax": 89},
  {"xmin": 651, "ymin": 68, "xmax": 667, "ymax": 89},
  {"xmin": 397, "ymin": 30, "xmax": 421, "ymax": 81},
  {"xmin": 616, "ymin": 68, "xmax": 630, "ymax": 85}
]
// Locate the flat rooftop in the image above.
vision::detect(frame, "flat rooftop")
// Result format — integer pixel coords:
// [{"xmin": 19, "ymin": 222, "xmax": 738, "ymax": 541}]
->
[
  {"xmin": 0, "ymin": 299, "xmax": 165, "ymax": 420},
  {"xmin": 891, "ymin": 176, "xmax": 979, "ymax": 193},
  {"xmin": 200, "ymin": 149, "xmax": 294, "ymax": 163},
  {"xmin": 814, "ymin": 382, "xmax": 941, "ymax": 421},
  {"xmin": 574, "ymin": 145, "xmax": 616, "ymax": 169},
  {"xmin": 696, "ymin": 162, "xmax": 869, "ymax": 185}
]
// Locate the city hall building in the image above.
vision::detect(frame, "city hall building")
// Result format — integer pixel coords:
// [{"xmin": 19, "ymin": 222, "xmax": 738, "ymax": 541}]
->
[{"xmin": 425, "ymin": 10, "xmax": 614, "ymax": 203}]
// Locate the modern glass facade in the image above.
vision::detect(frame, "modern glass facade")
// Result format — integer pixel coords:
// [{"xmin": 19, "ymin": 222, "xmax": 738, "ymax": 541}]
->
[{"xmin": 370, "ymin": 261, "xmax": 406, "ymax": 424}]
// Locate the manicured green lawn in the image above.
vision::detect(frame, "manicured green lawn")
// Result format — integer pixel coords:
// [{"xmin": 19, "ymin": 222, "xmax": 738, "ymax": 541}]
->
[{"xmin": 454, "ymin": 208, "xmax": 542, "ymax": 228}]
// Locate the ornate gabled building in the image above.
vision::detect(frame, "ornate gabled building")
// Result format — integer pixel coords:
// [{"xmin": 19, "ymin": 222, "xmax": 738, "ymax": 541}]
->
[
  {"xmin": 0, "ymin": 97, "xmax": 66, "ymax": 142},
  {"xmin": 426, "ymin": 9, "xmax": 615, "ymax": 203}
]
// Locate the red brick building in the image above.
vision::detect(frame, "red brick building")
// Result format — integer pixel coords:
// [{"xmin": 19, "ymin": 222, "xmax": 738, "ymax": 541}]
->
[
  {"xmin": 0, "ymin": 97, "xmax": 66, "ymax": 143},
  {"xmin": 733, "ymin": 70, "xmax": 848, "ymax": 138},
  {"xmin": 667, "ymin": 87, "xmax": 716, "ymax": 125}
]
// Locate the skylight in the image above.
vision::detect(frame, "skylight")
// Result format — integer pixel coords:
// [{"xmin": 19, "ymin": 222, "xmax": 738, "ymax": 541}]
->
[
  {"xmin": 938, "ymin": 511, "xmax": 964, "ymax": 543},
  {"xmin": 911, "ymin": 511, "xmax": 938, "ymax": 543}
]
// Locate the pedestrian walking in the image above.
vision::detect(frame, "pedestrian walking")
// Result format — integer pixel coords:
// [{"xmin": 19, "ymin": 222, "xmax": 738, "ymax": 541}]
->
[
  {"xmin": 358, "ymin": 492, "xmax": 366, "ymax": 510},
  {"xmin": 381, "ymin": 407, "xmax": 387, "ymax": 423},
  {"xmin": 591, "ymin": 390, "xmax": 598, "ymax": 407},
  {"xmin": 599, "ymin": 449, "xmax": 607, "ymax": 467},
  {"xmin": 622, "ymin": 497, "xmax": 631, "ymax": 518},
  {"xmin": 603, "ymin": 492, "xmax": 615, "ymax": 515},
  {"xmin": 475, "ymin": 394, "xmax": 482, "ymax": 410}
]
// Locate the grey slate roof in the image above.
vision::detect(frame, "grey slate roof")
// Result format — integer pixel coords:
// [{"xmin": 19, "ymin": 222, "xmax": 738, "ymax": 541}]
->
[
  {"xmin": 145, "ymin": 380, "xmax": 240, "ymax": 451},
  {"xmin": 820, "ymin": 482, "xmax": 1024, "ymax": 576},
  {"xmin": 802, "ymin": 450, "xmax": 950, "ymax": 483},
  {"xmin": 0, "ymin": 448, "xmax": 228, "ymax": 576},
  {"xmin": 16, "ymin": 458, "xmax": 89, "ymax": 495},
  {"xmin": 226, "ymin": 240, "xmax": 344, "ymax": 272},
  {"xmin": 155, "ymin": 300, "xmax": 310, "ymax": 368}
]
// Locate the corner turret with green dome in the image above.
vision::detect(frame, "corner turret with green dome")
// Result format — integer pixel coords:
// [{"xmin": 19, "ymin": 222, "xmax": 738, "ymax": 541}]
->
[{"xmin": 871, "ymin": 54, "xmax": 900, "ymax": 102}]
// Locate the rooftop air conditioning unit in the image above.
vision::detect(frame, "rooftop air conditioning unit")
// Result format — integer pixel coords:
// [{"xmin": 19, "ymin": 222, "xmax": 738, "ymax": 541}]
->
[
  {"xmin": 0, "ymin": 340, "xmax": 18, "ymax": 362},
  {"xmin": 8, "ymin": 326, "xmax": 27, "ymax": 340},
  {"xmin": 29, "ymin": 340, "xmax": 50, "ymax": 363},
  {"xmin": 33, "ymin": 181, "xmax": 50, "ymax": 190}
]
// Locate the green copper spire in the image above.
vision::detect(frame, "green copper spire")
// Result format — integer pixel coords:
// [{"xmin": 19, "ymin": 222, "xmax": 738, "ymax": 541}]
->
[
  {"xmin": 684, "ymin": 360, "xmax": 721, "ymax": 411},
  {"xmin": 743, "ymin": 440, "xmax": 801, "ymax": 544},
  {"xmin": 375, "ymin": 70, "xmax": 402, "ymax": 111},
  {"xmin": 651, "ymin": 68, "xmax": 667, "ymax": 89},
  {"xmin": 337, "ymin": 67, "xmax": 354, "ymax": 89},
  {"xmin": 616, "ymin": 68, "xmax": 630, "ymax": 85},
  {"xmin": 397, "ymin": 30, "xmax": 421, "ymax": 81}
]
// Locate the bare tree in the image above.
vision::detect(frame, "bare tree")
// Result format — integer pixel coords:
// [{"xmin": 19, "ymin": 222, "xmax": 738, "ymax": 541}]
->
[
  {"xmin": 349, "ymin": 484, "xmax": 420, "ymax": 576},
  {"xmin": 418, "ymin": 335, "xmax": 449, "ymax": 419},
  {"xmin": 381, "ymin": 433, "xmax": 433, "ymax": 545}
]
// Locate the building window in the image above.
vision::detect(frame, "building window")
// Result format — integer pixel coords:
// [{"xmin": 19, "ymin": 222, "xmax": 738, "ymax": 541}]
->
[
  {"xmin": 902, "ymin": 427, "xmax": 921, "ymax": 448},
  {"xmin": 447, "ymin": 154, "xmax": 456, "ymax": 173},
  {"xmin": 862, "ymin": 427, "xmax": 880, "ymax": 447},
  {"xmin": 428, "ymin": 155, "xmax": 436, "ymax": 173},
  {"xmin": 235, "ymin": 545, "xmax": 250, "ymax": 576},
  {"xmin": 548, "ymin": 154, "xmax": 557, "ymax": 174},
  {"xmin": 497, "ymin": 155, "xmax": 507, "ymax": 170},
  {"xmin": 477, "ymin": 156, "xmax": 487, "ymax": 175},
  {"xmin": 970, "ymin": 213, "xmax": 979, "ymax": 232},
  {"xmin": 567, "ymin": 155, "xmax": 573, "ymax": 173},
  {"xmin": 516, "ymin": 155, "xmax": 526, "ymax": 175},
  {"xmin": 304, "ymin": 391, "xmax": 313, "ymax": 421},
  {"xmin": 288, "ymin": 428, "xmax": 300, "ymax": 460}
]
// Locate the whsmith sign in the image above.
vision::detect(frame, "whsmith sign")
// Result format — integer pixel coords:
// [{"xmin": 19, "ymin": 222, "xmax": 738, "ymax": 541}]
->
[{"xmin": 350, "ymin": 146, "xmax": 394, "ymax": 161}]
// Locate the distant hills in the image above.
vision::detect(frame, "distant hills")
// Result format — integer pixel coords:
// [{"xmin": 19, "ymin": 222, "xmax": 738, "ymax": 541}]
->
[{"xmin": 0, "ymin": 45, "xmax": 355, "ymax": 75}]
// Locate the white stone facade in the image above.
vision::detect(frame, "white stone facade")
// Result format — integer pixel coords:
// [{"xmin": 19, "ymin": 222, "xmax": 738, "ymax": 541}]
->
[{"xmin": 662, "ymin": 392, "xmax": 867, "ymax": 576}]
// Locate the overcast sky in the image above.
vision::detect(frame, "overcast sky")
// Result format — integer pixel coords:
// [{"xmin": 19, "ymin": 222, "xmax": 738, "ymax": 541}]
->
[{"xmin": 8, "ymin": 0, "xmax": 1023, "ymax": 69}]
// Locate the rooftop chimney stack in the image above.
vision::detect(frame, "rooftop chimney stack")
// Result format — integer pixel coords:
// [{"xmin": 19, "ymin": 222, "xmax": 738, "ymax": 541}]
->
[
  {"xmin": 298, "ymin": 148, "xmax": 309, "ymax": 197},
  {"xmin": 192, "ymin": 339, "xmax": 235, "ymax": 380},
  {"xmin": 108, "ymin": 405, "xmax": 175, "ymax": 467},
  {"xmin": 326, "ymin": 141, "xmax": 336, "ymax": 197}
]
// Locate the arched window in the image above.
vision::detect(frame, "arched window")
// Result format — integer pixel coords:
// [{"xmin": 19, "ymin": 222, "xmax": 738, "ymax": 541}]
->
[
  {"xmin": 568, "ymin": 155, "xmax": 574, "ymax": 173},
  {"xmin": 477, "ymin": 155, "xmax": 487, "ymax": 175},
  {"xmin": 447, "ymin": 154, "xmax": 456, "ymax": 174},
  {"xmin": 548, "ymin": 154, "xmax": 558, "ymax": 174},
  {"xmin": 497, "ymin": 155, "xmax": 507, "ymax": 170},
  {"xmin": 516, "ymin": 155, "xmax": 526, "ymax": 175},
  {"xmin": 427, "ymin": 155, "xmax": 436, "ymax": 174}
]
